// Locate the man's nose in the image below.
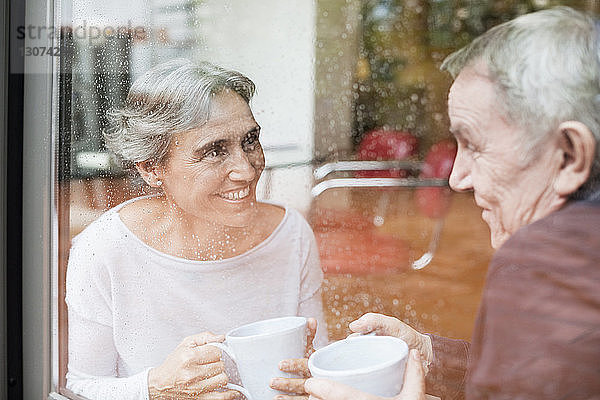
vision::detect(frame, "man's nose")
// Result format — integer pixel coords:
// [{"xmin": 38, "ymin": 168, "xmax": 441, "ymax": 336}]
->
[{"xmin": 448, "ymin": 151, "xmax": 472, "ymax": 192}]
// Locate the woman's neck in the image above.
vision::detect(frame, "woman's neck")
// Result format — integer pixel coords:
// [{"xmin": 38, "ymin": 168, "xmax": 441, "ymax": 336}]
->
[
  {"xmin": 156, "ymin": 196, "xmax": 262, "ymax": 261},
  {"xmin": 119, "ymin": 194, "xmax": 283, "ymax": 261}
]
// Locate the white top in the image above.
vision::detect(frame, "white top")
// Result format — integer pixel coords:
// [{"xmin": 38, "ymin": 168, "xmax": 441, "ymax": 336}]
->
[{"xmin": 65, "ymin": 197, "xmax": 326, "ymax": 400}]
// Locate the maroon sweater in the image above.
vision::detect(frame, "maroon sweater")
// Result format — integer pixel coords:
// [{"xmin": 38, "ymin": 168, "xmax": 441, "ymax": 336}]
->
[{"xmin": 426, "ymin": 201, "xmax": 600, "ymax": 399}]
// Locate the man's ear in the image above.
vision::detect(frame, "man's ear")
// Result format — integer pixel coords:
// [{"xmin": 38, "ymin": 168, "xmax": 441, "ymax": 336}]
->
[
  {"xmin": 135, "ymin": 160, "xmax": 164, "ymax": 188},
  {"xmin": 554, "ymin": 121, "xmax": 596, "ymax": 197}
]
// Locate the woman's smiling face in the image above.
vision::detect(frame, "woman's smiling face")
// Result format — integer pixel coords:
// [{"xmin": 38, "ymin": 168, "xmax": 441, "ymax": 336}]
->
[{"xmin": 158, "ymin": 90, "xmax": 265, "ymax": 228}]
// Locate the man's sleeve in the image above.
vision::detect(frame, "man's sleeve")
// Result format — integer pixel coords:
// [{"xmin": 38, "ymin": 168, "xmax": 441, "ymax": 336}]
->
[{"xmin": 425, "ymin": 334, "xmax": 470, "ymax": 400}]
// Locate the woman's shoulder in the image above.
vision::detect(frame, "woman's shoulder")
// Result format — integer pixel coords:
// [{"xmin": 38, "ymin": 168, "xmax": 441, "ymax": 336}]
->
[
  {"xmin": 72, "ymin": 209, "xmax": 120, "ymax": 245},
  {"xmin": 258, "ymin": 202, "xmax": 315, "ymax": 241},
  {"xmin": 70, "ymin": 197, "xmax": 151, "ymax": 253},
  {"xmin": 257, "ymin": 201, "xmax": 285, "ymax": 225},
  {"xmin": 117, "ymin": 195, "xmax": 163, "ymax": 231}
]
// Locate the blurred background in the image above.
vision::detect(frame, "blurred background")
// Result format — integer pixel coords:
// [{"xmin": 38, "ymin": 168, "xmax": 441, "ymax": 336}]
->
[{"xmin": 57, "ymin": 0, "xmax": 599, "ymax": 374}]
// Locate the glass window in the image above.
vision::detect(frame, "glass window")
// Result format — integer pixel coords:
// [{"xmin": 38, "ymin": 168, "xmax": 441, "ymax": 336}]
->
[{"xmin": 35, "ymin": 0, "xmax": 598, "ymax": 398}]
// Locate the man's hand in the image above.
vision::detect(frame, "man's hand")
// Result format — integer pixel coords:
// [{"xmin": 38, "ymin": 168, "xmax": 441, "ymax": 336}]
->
[
  {"xmin": 304, "ymin": 349, "xmax": 425, "ymax": 400},
  {"xmin": 349, "ymin": 313, "xmax": 432, "ymax": 372}
]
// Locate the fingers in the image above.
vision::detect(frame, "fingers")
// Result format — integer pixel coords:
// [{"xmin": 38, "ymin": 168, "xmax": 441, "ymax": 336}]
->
[
  {"xmin": 184, "ymin": 332, "xmax": 226, "ymax": 347},
  {"xmin": 193, "ymin": 371, "xmax": 229, "ymax": 393},
  {"xmin": 270, "ymin": 377, "xmax": 307, "ymax": 394},
  {"xmin": 307, "ymin": 318, "xmax": 318, "ymax": 336},
  {"xmin": 159, "ymin": 385, "xmax": 239, "ymax": 400},
  {"xmin": 194, "ymin": 389, "xmax": 243, "ymax": 400},
  {"xmin": 279, "ymin": 358, "xmax": 310, "ymax": 377},
  {"xmin": 349, "ymin": 313, "xmax": 416, "ymax": 341},
  {"xmin": 274, "ymin": 395, "xmax": 309, "ymax": 400},
  {"xmin": 305, "ymin": 318, "xmax": 317, "ymax": 357},
  {"xmin": 184, "ymin": 361, "xmax": 226, "ymax": 383},
  {"xmin": 305, "ymin": 378, "xmax": 375, "ymax": 400},
  {"xmin": 349, "ymin": 313, "xmax": 393, "ymax": 335},
  {"xmin": 186, "ymin": 345, "xmax": 223, "ymax": 366},
  {"xmin": 396, "ymin": 350, "xmax": 426, "ymax": 400}
]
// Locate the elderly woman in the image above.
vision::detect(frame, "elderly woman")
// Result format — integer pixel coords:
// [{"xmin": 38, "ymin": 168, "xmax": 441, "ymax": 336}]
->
[
  {"xmin": 302, "ymin": 6, "xmax": 600, "ymax": 400},
  {"xmin": 65, "ymin": 59, "xmax": 326, "ymax": 400}
]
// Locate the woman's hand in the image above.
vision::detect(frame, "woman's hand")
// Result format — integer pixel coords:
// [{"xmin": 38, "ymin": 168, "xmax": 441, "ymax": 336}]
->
[
  {"xmin": 349, "ymin": 313, "xmax": 432, "ymax": 371},
  {"xmin": 304, "ymin": 349, "xmax": 426, "ymax": 400},
  {"xmin": 148, "ymin": 332, "xmax": 240, "ymax": 400},
  {"xmin": 269, "ymin": 317, "xmax": 318, "ymax": 399}
]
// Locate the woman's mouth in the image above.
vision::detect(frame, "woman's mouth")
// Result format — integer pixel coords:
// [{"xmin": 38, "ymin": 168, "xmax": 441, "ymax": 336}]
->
[{"xmin": 219, "ymin": 186, "xmax": 251, "ymax": 201}]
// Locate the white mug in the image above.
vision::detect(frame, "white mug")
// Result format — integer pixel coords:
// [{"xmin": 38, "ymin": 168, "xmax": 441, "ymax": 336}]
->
[
  {"xmin": 207, "ymin": 316, "xmax": 308, "ymax": 400},
  {"xmin": 308, "ymin": 335, "xmax": 408, "ymax": 397}
]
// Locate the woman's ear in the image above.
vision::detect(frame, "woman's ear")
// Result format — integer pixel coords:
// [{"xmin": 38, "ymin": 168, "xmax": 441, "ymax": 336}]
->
[
  {"xmin": 554, "ymin": 121, "xmax": 596, "ymax": 197},
  {"xmin": 135, "ymin": 160, "xmax": 164, "ymax": 188}
]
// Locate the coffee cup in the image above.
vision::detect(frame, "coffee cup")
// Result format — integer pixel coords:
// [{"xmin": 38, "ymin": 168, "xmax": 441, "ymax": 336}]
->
[
  {"xmin": 308, "ymin": 335, "xmax": 408, "ymax": 397},
  {"xmin": 207, "ymin": 316, "xmax": 307, "ymax": 400}
]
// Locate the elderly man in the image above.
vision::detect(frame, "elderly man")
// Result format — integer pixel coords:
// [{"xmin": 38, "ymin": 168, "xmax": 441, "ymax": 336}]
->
[{"xmin": 301, "ymin": 6, "xmax": 600, "ymax": 400}]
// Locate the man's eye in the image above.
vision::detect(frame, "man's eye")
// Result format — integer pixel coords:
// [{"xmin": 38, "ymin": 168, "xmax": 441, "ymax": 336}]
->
[
  {"xmin": 461, "ymin": 140, "xmax": 477, "ymax": 153},
  {"xmin": 467, "ymin": 143, "xmax": 479, "ymax": 152}
]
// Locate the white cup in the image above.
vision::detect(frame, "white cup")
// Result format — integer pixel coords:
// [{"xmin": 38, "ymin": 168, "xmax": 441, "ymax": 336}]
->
[
  {"xmin": 308, "ymin": 335, "xmax": 409, "ymax": 397},
  {"xmin": 207, "ymin": 316, "xmax": 308, "ymax": 400}
]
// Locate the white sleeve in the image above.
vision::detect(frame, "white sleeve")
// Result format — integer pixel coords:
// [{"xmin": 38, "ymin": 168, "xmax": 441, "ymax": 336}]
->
[
  {"xmin": 65, "ymin": 234, "xmax": 150, "ymax": 400},
  {"xmin": 297, "ymin": 223, "xmax": 329, "ymax": 348},
  {"xmin": 66, "ymin": 365, "xmax": 150, "ymax": 400}
]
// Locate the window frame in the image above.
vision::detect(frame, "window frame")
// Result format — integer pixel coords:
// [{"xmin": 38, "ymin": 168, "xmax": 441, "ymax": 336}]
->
[{"xmin": 17, "ymin": 0, "xmax": 64, "ymax": 397}]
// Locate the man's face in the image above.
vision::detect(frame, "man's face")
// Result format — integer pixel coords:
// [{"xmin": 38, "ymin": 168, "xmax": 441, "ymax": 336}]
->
[{"xmin": 447, "ymin": 65, "xmax": 562, "ymax": 249}]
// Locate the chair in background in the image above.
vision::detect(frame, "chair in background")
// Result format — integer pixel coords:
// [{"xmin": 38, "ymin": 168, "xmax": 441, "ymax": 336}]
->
[
  {"xmin": 310, "ymin": 136, "xmax": 456, "ymax": 274},
  {"xmin": 356, "ymin": 129, "xmax": 419, "ymax": 226}
]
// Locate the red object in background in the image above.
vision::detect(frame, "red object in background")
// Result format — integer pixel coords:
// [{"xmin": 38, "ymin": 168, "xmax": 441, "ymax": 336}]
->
[
  {"xmin": 309, "ymin": 208, "xmax": 373, "ymax": 232},
  {"xmin": 415, "ymin": 139, "xmax": 458, "ymax": 218},
  {"xmin": 315, "ymin": 230, "xmax": 410, "ymax": 274},
  {"xmin": 310, "ymin": 208, "xmax": 409, "ymax": 274},
  {"xmin": 356, "ymin": 129, "xmax": 418, "ymax": 178}
]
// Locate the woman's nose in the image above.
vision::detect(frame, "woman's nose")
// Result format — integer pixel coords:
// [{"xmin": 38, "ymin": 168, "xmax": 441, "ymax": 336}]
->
[
  {"xmin": 448, "ymin": 150, "xmax": 472, "ymax": 192},
  {"xmin": 228, "ymin": 149, "xmax": 257, "ymax": 182}
]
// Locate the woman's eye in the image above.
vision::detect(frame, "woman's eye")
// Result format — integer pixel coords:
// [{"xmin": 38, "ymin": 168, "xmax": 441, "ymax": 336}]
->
[
  {"xmin": 242, "ymin": 132, "xmax": 260, "ymax": 151},
  {"xmin": 204, "ymin": 146, "xmax": 227, "ymax": 159}
]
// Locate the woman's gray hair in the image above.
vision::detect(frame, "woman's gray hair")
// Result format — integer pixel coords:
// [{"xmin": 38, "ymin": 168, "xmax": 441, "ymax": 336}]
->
[
  {"xmin": 441, "ymin": 6, "xmax": 600, "ymax": 200},
  {"xmin": 104, "ymin": 59, "xmax": 256, "ymax": 164}
]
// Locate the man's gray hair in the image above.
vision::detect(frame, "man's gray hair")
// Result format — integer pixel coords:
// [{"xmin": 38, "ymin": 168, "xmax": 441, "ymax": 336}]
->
[
  {"xmin": 441, "ymin": 7, "xmax": 600, "ymax": 200},
  {"xmin": 104, "ymin": 59, "xmax": 256, "ymax": 164}
]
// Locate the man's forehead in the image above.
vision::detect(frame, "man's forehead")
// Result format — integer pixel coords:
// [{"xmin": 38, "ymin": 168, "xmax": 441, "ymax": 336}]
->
[{"xmin": 450, "ymin": 65, "xmax": 492, "ymax": 95}]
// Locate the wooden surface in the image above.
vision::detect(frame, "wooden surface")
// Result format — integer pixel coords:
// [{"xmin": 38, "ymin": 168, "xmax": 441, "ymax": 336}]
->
[{"xmin": 311, "ymin": 189, "xmax": 494, "ymax": 341}]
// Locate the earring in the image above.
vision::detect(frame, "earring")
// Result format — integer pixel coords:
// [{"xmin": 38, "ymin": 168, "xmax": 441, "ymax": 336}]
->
[{"xmin": 156, "ymin": 180, "xmax": 163, "ymax": 187}]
